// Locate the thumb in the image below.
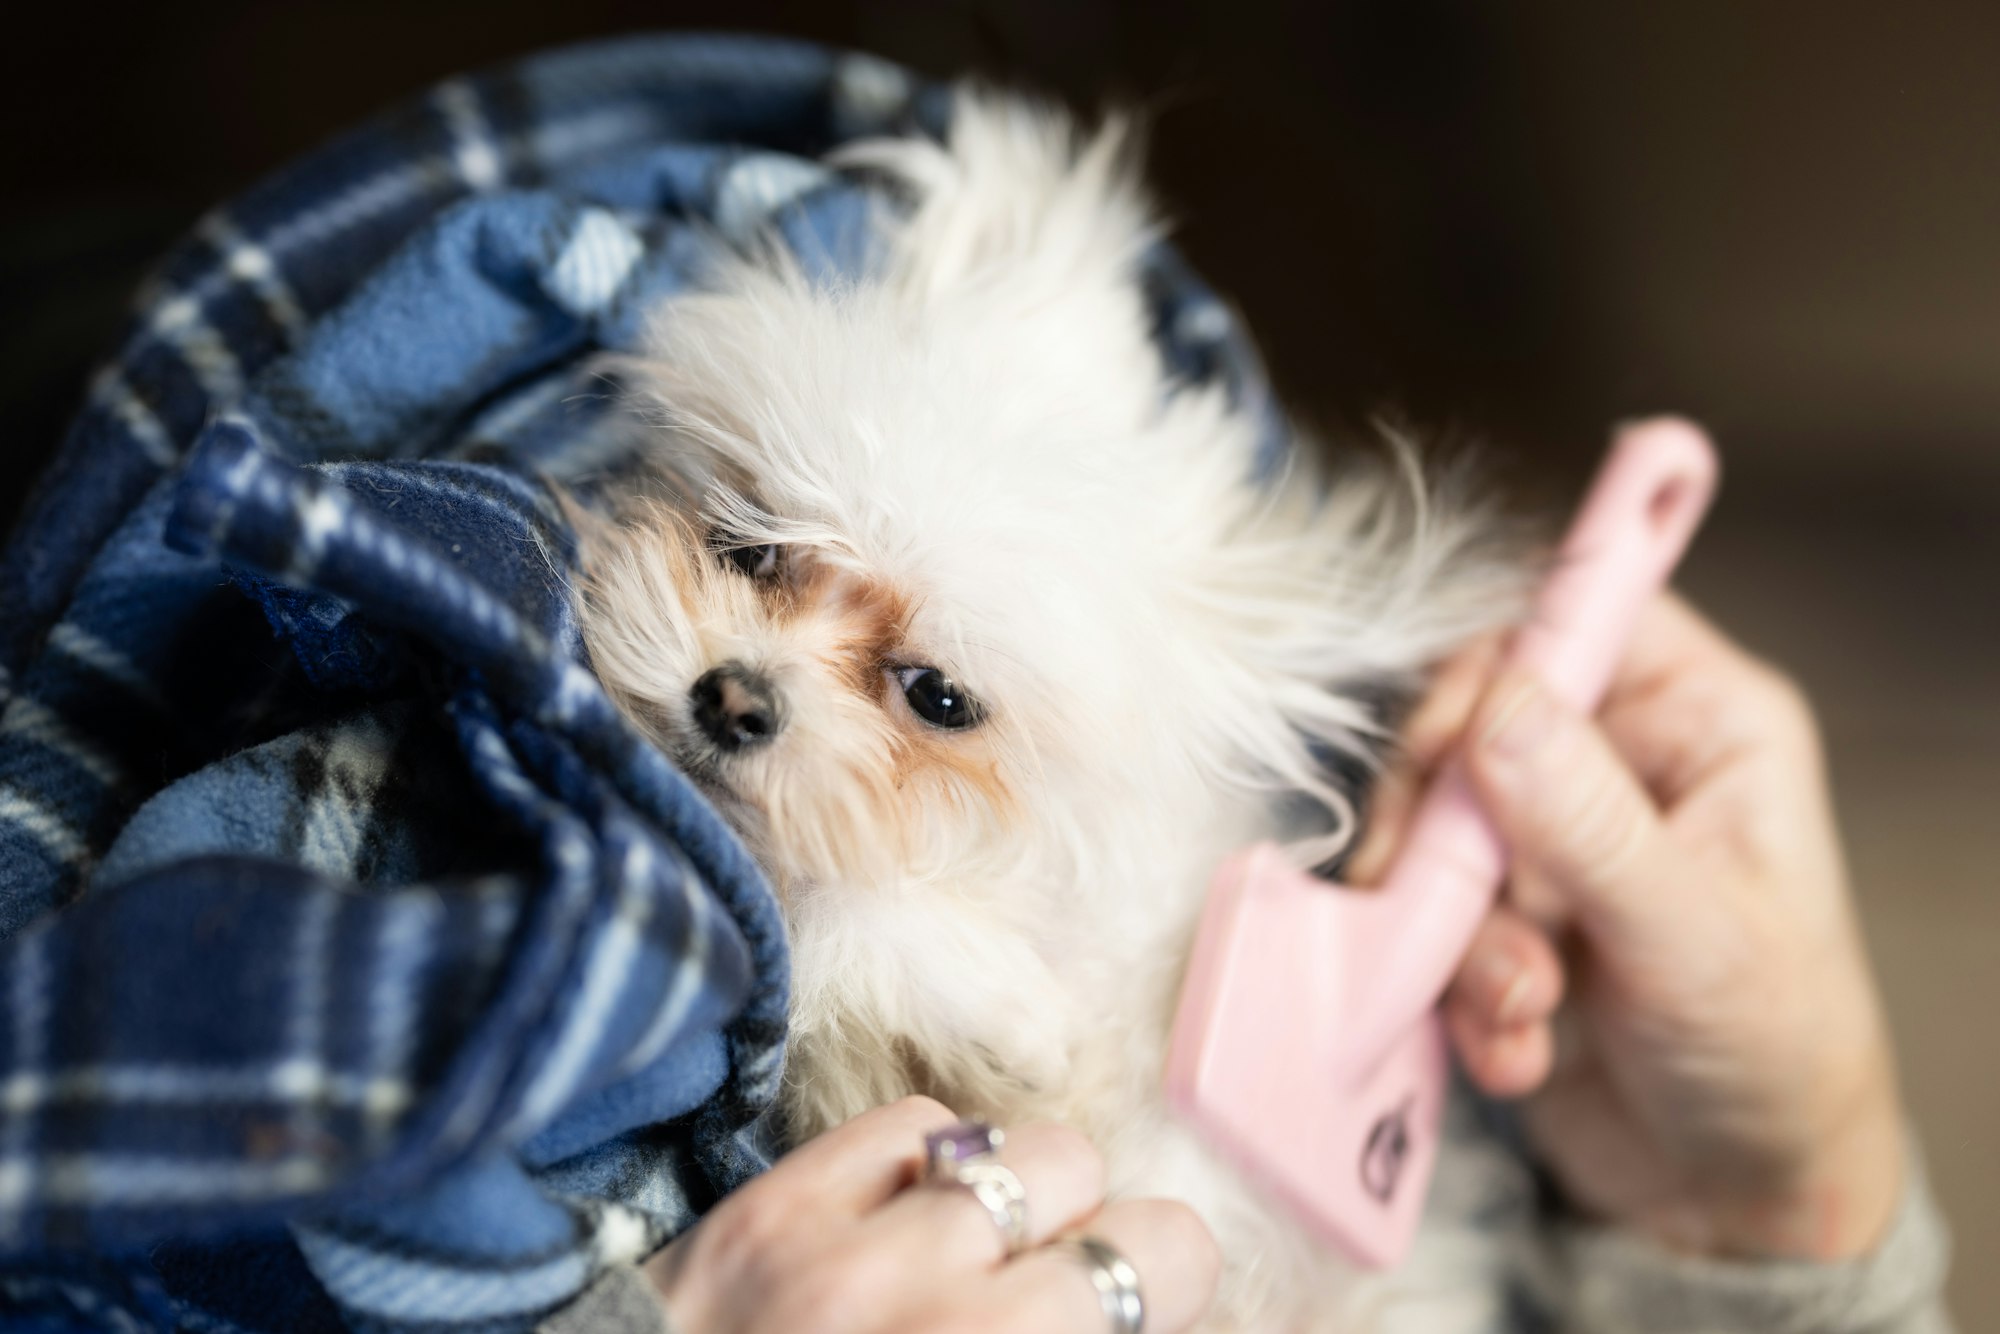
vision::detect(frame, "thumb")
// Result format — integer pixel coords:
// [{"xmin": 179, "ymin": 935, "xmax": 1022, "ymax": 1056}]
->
[{"xmin": 1465, "ymin": 670, "xmax": 1695, "ymax": 962}]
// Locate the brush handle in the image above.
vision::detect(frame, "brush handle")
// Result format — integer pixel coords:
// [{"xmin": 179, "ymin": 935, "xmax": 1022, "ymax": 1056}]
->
[{"xmin": 1345, "ymin": 419, "xmax": 1718, "ymax": 1074}]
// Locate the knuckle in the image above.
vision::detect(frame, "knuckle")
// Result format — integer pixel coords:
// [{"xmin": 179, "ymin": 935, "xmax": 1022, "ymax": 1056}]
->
[
  {"xmin": 1552, "ymin": 765, "xmax": 1653, "ymax": 886},
  {"xmin": 1031, "ymin": 1122, "xmax": 1106, "ymax": 1197},
  {"xmin": 1745, "ymin": 661, "xmax": 1820, "ymax": 743}
]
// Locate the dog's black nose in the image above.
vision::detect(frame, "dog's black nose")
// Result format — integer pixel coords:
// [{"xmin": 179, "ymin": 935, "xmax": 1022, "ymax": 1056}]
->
[{"xmin": 690, "ymin": 663, "xmax": 785, "ymax": 752}]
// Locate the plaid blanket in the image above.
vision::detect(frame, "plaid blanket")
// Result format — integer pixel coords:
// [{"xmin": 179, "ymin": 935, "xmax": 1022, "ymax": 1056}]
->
[{"xmin": 0, "ymin": 32, "xmax": 1274, "ymax": 1334}]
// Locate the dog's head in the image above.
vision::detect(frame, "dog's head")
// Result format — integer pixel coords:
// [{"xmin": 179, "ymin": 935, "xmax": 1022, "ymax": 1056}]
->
[{"xmin": 575, "ymin": 93, "xmax": 1513, "ymax": 1116}]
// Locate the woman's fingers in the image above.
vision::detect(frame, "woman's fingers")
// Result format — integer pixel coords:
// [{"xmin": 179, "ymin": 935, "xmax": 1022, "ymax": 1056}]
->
[
  {"xmin": 1600, "ymin": 592, "xmax": 1739, "ymax": 717},
  {"xmin": 1449, "ymin": 905, "xmax": 1565, "ymax": 1028},
  {"xmin": 1404, "ymin": 632, "xmax": 1507, "ymax": 765},
  {"xmin": 1597, "ymin": 593, "xmax": 1817, "ymax": 806},
  {"xmin": 1464, "ymin": 668, "xmax": 1699, "ymax": 968},
  {"xmin": 1445, "ymin": 905, "xmax": 1564, "ymax": 1097},
  {"xmin": 865, "ymin": 1121, "xmax": 1107, "ymax": 1272},
  {"xmin": 1345, "ymin": 766, "xmax": 1414, "ymax": 886},
  {"xmin": 767, "ymin": 1095, "xmax": 963, "ymax": 1216},
  {"xmin": 651, "ymin": 1102, "xmax": 1220, "ymax": 1334},
  {"xmin": 646, "ymin": 1098, "xmax": 970, "ymax": 1332},
  {"xmin": 1446, "ymin": 1000, "xmax": 1555, "ymax": 1099},
  {"xmin": 984, "ymin": 1199, "xmax": 1220, "ymax": 1334},
  {"xmin": 1348, "ymin": 633, "xmax": 1502, "ymax": 885}
]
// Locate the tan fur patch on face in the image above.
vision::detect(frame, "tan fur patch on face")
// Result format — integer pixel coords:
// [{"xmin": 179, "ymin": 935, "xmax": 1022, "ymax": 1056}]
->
[
  {"xmin": 770, "ymin": 554, "xmax": 1024, "ymax": 873},
  {"xmin": 579, "ymin": 494, "xmax": 1022, "ymax": 886},
  {"xmin": 777, "ymin": 555, "xmax": 909, "ymax": 690},
  {"xmin": 888, "ymin": 726, "xmax": 1014, "ymax": 816},
  {"xmin": 785, "ymin": 557, "xmax": 1015, "ymax": 817}
]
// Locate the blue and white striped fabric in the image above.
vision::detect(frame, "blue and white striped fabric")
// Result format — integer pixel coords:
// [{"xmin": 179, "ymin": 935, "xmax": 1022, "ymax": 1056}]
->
[{"xmin": 0, "ymin": 33, "xmax": 1278, "ymax": 1334}]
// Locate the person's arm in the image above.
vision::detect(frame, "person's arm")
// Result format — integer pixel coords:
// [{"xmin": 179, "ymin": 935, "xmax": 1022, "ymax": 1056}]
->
[
  {"xmin": 1356, "ymin": 593, "xmax": 1955, "ymax": 1331},
  {"xmin": 1552, "ymin": 1140, "xmax": 1953, "ymax": 1334}
]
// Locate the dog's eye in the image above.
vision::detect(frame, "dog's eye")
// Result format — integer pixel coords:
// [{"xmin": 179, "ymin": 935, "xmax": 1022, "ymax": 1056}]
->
[
  {"xmin": 722, "ymin": 543, "xmax": 783, "ymax": 579},
  {"xmin": 895, "ymin": 667, "xmax": 983, "ymax": 730}
]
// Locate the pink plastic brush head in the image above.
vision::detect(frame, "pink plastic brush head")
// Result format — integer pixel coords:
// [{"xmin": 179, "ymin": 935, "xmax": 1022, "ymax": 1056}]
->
[
  {"xmin": 1166, "ymin": 419, "xmax": 1718, "ymax": 1268},
  {"xmin": 1165, "ymin": 844, "xmax": 1450, "ymax": 1267}
]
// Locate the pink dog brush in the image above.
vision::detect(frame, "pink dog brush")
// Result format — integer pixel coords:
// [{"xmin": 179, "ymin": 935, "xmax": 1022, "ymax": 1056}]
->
[{"xmin": 1165, "ymin": 418, "xmax": 1718, "ymax": 1268}]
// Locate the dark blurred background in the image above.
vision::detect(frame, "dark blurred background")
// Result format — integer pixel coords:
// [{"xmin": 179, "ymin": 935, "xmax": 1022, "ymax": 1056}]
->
[{"xmin": 3, "ymin": 2, "xmax": 1994, "ymax": 1320}]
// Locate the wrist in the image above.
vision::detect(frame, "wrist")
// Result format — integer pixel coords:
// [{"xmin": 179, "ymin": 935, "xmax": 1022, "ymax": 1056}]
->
[{"xmin": 1690, "ymin": 1081, "xmax": 1907, "ymax": 1263}]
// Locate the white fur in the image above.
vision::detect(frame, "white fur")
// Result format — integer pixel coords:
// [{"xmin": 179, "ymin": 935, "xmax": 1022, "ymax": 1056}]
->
[{"xmin": 577, "ymin": 91, "xmax": 1522, "ymax": 1331}]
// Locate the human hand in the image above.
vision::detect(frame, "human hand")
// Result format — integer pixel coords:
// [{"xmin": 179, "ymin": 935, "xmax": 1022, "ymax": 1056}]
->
[
  {"xmin": 1349, "ymin": 594, "xmax": 1905, "ymax": 1261},
  {"xmin": 643, "ymin": 1096, "xmax": 1220, "ymax": 1334}
]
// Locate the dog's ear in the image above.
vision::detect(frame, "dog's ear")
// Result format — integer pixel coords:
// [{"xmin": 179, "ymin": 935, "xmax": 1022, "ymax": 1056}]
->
[
  {"xmin": 837, "ymin": 89, "xmax": 1159, "ymax": 315},
  {"xmin": 1188, "ymin": 434, "xmax": 1533, "ymax": 867}
]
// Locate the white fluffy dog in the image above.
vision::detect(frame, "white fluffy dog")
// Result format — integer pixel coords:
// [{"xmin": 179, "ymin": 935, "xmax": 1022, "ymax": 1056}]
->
[{"xmin": 577, "ymin": 92, "xmax": 1518, "ymax": 1330}]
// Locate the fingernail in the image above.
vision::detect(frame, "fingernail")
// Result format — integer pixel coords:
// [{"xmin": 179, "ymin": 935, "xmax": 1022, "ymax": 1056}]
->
[
  {"xmin": 1466, "ymin": 947, "xmax": 1529, "ymax": 1023},
  {"xmin": 1495, "ymin": 970, "xmax": 1534, "ymax": 1026},
  {"xmin": 1480, "ymin": 678, "xmax": 1557, "ymax": 761}
]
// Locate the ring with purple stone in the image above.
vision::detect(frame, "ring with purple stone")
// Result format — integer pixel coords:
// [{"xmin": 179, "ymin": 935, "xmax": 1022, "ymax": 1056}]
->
[{"xmin": 922, "ymin": 1121, "xmax": 1031, "ymax": 1256}]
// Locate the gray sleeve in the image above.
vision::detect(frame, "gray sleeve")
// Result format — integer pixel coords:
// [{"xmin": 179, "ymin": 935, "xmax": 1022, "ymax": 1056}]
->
[
  {"xmin": 536, "ymin": 1264, "xmax": 675, "ymax": 1334},
  {"xmin": 1554, "ymin": 1144, "xmax": 1956, "ymax": 1334}
]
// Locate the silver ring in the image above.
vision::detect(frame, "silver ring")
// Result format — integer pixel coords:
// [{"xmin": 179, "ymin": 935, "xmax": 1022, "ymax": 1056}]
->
[
  {"xmin": 923, "ymin": 1121, "xmax": 1030, "ymax": 1256},
  {"xmin": 1052, "ymin": 1233, "xmax": 1144, "ymax": 1334}
]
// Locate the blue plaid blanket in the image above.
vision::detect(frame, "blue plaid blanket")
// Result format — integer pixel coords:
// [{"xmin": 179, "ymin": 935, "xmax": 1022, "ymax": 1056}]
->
[{"xmin": 0, "ymin": 32, "xmax": 1273, "ymax": 1334}]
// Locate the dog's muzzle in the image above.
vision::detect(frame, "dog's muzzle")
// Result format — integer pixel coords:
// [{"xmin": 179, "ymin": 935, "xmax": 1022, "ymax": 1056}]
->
[{"xmin": 691, "ymin": 662, "xmax": 785, "ymax": 752}]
